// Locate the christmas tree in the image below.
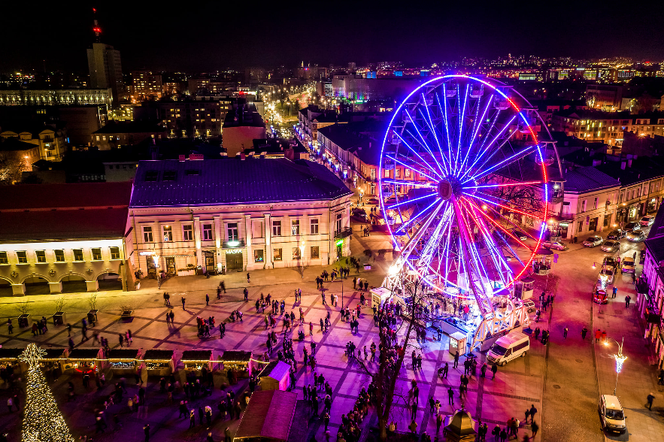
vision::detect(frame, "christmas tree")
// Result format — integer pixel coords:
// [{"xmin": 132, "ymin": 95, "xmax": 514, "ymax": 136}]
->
[{"xmin": 19, "ymin": 344, "xmax": 75, "ymax": 442}]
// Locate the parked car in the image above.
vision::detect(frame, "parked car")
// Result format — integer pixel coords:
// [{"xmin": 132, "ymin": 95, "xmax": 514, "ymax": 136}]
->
[
  {"xmin": 352, "ymin": 208, "xmax": 368, "ymax": 222},
  {"xmin": 621, "ymin": 257, "xmax": 635, "ymax": 273},
  {"xmin": 542, "ymin": 240, "xmax": 567, "ymax": 251},
  {"xmin": 602, "ymin": 257, "xmax": 616, "ymax": 268},
  {"xmin": 640, "ymin": 215, "xmax": 655, "ymax": 226},
  {"xmin": 600, "ymin": 240, "xmax": 621, "ymax": 253},
  {"xmin": 511, "ymin": 228, "xmax": 528, "ymax": 241},
  {"xmin": 606, "ymin": 229, "xmax": 625, "ymax": 240},
  {"xmin": 598, "ymin": 268, "xmax": 615, "ymax": 285},
  {"xmin": 624, "ymin": 222, "xmax": 641, "ymax": 232},
  {"xmin": 487, "ymin": 332, "xmax": 530, "ymax": 366},
  {"xmin": 598, "ymin": 394, "xmax": 626, "ymax": 434},
  {"xmin": 521, "ymin": 299, "xmax": 536, "ymax": 313},
  {"xmin": 366, "ymin": 197, "xmax": 380, "ymax": 205},
  {"xmin": 626, "ymin": 230, "xmax": 646, "ymax": 242},
  {"xmin": 583, "ymin": 236, "xmax": 604, "ymax": 247}
]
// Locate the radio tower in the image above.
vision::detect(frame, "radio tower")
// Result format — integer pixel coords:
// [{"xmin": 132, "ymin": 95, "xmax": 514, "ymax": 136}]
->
[{"xmin": 92, "ymin": 8, "xmax": 102, "ymax": 42}]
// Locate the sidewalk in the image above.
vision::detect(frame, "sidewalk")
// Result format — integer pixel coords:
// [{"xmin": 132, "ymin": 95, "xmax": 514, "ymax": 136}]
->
[{"xmin": 593, "ymin": 272, "xmax": 664, "ymax": 442}]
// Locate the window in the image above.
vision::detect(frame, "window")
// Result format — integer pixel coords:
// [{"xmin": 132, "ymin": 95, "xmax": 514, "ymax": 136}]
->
[
  {"xmin": 143, "ymin": 226, "xmax": 153, "ymax": 242},
  {"xmin": 227, "ymin": 223, "xmax": 239, "ymax": 241},
  {"xmin": 0, "ymin": 251, "xmax": 7, "ymax": 264},
  {"xmin": 203, "ymin": 224, "xmax": 213, "ymax": 241},
  {"xmin": 581, "ymin": 200, "xmax": 587, "ymax": 212},
  {"xmin": 183, "ymin": 224, "xmax": 193, "ymax": 241},
  {"xmin": 405, "ymin": 169, "xmax": 411, "ymax": 178},
  {"xmin": 272, "ymin": 220, "xmax": 282, "ymax": 236},
  {"xmin": 310, "ymin": 218, "xmax": 319, "ymax": 235},
  {"xmin": 311, "ymin": 246, "xmax": 320, "ymax": 259},
  {"xmin": 254, "ymin": 249, "xmax": 264, "ymax": 263},
  {"xmin": 252, "ymin": 220, "xmax": 264, "ymax": 238},
  {"xmin": 163, "ymin": 226, "xmax": 173, "ymax": 242},
  {"xmin": 91, "ymin": 248, "xmax": 102, "ymax": 261},
  {"xmin": 54, "ymin": 250, "xmax": 65, "ymax": 262},
  {"xmin": 336, "ymin": 213, "xmax": 342, "ymax": 233},
  {"xmin": 110, "ymin": 247, "xmax": 120, "ymax": 260},
  {"xmin": 33, "ymin": 250, "xmax": 46, "ymax": 263},
  {"xmin": 73, "ymin": 249, "xmax": 84, "ymax": 262},
  {"xmin": 395, "ymin": 169, "xmax": 400, "ymax": 178},
  {"xmin": 593, "ymin": 198, "xmax": 598, "ymax": 209},
  {"xmin": 16, "ymin": 251, "xmax": 28, "ymax": 263},
  {"xmin": 292, "ymin": 247, "xmax": 302, "ymax": 260},
  {"xmin": 273, "ymin": 248, "xmax": 283, "ymax": 261},
  {"xmin": 370, "ymin": 169, "xmax": 376, "ymax": 180},
  {"xmin": 291, "ymin": 219, "xmax": 300, "ymax": 235},
  {"xmin": 384, "ymin": 169, "xmax": 390, "ymax": 178}
]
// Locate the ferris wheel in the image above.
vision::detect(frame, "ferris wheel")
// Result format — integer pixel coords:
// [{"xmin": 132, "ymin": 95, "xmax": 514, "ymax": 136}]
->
[{"xmin": 379, "ymin": 75, "xmax": 555, "ymax": 320}]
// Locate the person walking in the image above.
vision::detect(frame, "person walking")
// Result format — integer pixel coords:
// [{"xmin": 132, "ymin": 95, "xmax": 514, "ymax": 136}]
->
[
  {"xmin": 563, "ymin": 327, "xmax": 568, "ymax": 339},
  {"xmin": 206, "ymin": 294, "xmax": 209, "ymax": 306},
  {"xmin": 647, "ymin": 392, "xmax": 655, "ymax": 410},
  {"xmin": 118, "ymin": 333, "xmax": 124, "ymax": 348},
  {"xmin": 531, "ymin": 421, "xmax": 539, "ymax": 438},
  {"xmin": 247, "ymin": 273, "xmax": 250, "ymax": 283},
  {"xmin": 612, "ymin": 286, "xmax": 618, "ymax": 299},
  {"xmin": 625, "ymin": 295, "xmax": 631, "ymax": 308},
  {"xmin": 448, "ymin": 387, "xmax": 454, "ymax": 405},
  {"xmin": 453, "ymin": 352, "xmax": 460, "ymax": 368},
  {"xmin": 143, "ymin": 424, "xmax": 150, "ymax": 442},
  {"xmin": 595, "ymin": 329, "xmax": 601, "ymax": 343},
  {"xmin": 182, "ymin": 296, "xmax": 186, "ymax": 310},
  {"xmin": 581, "ymin": 327, "xmax": 588, "ymax": 340},
  {"xmin": 491, "ymin": 364, "xmax": 498, "ymax": 380},
  {"xmin": 529, "ymin": 404, "xmax": 538, "ymax": 422}
]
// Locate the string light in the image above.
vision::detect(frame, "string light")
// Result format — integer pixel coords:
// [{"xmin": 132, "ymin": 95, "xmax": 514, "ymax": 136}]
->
[{"xmin": 19, "ymin": 344, "xmax": 75, "ymax": 442}]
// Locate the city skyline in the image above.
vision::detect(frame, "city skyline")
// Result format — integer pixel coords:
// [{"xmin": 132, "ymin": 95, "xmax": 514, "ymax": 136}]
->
[{"xmin": 2, "ymin": 1, "xmax": 664, "ymax": 72}]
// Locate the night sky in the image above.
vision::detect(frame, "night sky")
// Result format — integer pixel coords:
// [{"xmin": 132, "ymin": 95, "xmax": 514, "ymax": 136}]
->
[{"xmin": 3, "ymin": 1, "xmax": 663, "ymax": 73}]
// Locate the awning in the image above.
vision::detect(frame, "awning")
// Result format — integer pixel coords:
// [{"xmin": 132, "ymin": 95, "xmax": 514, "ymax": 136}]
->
[{"xmin": 234, "ymin": 390, "xmax": 297, "ymax": 441}]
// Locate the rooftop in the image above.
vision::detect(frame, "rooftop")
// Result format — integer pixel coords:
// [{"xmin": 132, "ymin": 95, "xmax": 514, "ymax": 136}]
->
[
  {"xmin": 130, "ymin": 158, "xmax": 351, "ymax": 207},
  {"xmin": 595, "ymin": 156, "xmax": 664, "ymax": 186},
  {"xmin": 563, "ymin": 166, "xmax": 621, "ymax": 193},
  {"xmin": 93, "ymin": 121, "xmax": 167, "ymax": 134},
  {"xmin": 0, "ymin": 137, "xmax": 39, "ymax": 152}
]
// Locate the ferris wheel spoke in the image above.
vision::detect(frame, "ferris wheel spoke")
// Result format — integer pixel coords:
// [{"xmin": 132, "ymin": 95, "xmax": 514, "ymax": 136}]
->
[
  {"xmin": 405, "ymin": 110, "xmax": 447, "ymax": 177},
  {"xmin": 472, "ymin": 205, "xmax": 537, "ymax": 253},
  {"xmin": 387, "ymin": 192, "xmax": 438, "ymax": 210},
  {"xmin": 397, "ymin": 201, "xmax": 447, "ymax": 261},
  {"xmin": 416, "ymin": 205, "xmax": 452, "ymax": 272},
  {"xmin": 480, "ymin": 202, "xmax": 542, "ymax": 243},
  {"xmin": 464, "ymin": 143, "xmax": 539, "ymax": 184},
  {"xmin": 457, "ymin": 203, "xmax": 491, "ymax": 283},
  {"xmin": 436, "ymin": 90, "xmax": 453, "ymax": 174},
  {"xmin": 460, "ymin": 93, "xmax": 493, "ymax": 175},
  {"xmin": 382, "ymin": 179, "xmax": 435, "ymax": 189},
  {"xmin": 394, "ymin": 198, "xmax": 443, "ymax": 235},
  {"xmin": 420, "ymin": 93, "xmax": 450, "ymax": 175},
  {"xmin": 390, "ymin": 130, "xmax": 444, "ymax": 180},
  {"xmin": 386, "ymin": 155, "xmax": 439, "ymax": 182}
]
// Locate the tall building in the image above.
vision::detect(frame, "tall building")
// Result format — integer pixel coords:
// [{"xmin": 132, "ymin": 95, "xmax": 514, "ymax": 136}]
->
[{"xmin": 86, "ymin": 16, "xmax": 124, "ymax": 106}]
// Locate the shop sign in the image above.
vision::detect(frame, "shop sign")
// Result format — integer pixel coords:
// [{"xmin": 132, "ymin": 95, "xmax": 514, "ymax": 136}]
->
[{"xmin": 226, "ymin": 249, "xmax": 243, "ymax": 254}]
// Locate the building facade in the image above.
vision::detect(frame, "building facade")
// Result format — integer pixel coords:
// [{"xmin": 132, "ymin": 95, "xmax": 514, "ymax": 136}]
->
[
  {"xmin": 128, "ymin": 158, "xmax": 352, "ymax": 278},
  {"xmin": 87, "ymin": 42, "xmax": 124, "ymax": 105},
  {"xmin": 0, "ymin": 89, "xmax": 112, "ymax": 108},
  {"xmin": 0, "ymin": 125, "xmax": 67, "ymax": 161},
  {"xmin": 0, "ymin": 182, "xmax": 133, "ymax": 296}
]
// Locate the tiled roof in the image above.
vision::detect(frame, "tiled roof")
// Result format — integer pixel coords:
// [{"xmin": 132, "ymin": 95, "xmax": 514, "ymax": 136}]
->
[
  {"xmin": 0, "ymin": 182, "xmax": 133, "ymax": 210},
  {"xmin": 318, "ymin": 124, "xmax": 382, "ymax": 166},
  {"xmin": 130, "ymin": 158, "xmax": 351, "ymax": 207},
  {"xmin": 0, "ymin": 138, "xmax": 39, "ymax": 152},
  {"xmin": 563, "ymin": 166, "xmax": 620, "ymax": 193},
  {"xmin": 595, "ymin": 157, "xmax": 664, "ymax": 186}
]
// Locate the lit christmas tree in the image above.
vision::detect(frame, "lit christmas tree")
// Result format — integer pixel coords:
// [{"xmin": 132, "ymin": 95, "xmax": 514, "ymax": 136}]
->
[{"xmin": 19, "ymin": 344, "xmax": 75, "ymax": 442}]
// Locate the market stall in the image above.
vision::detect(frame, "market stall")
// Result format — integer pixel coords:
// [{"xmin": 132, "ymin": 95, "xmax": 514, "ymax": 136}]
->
[
  {"xmin": 142, "ymin": 349, "xmax": 175, "ymax": 376},
  {"xmin": 0, "ymin": 348, "xmax": 25, "ymax": 376},
  {"xmin": 181, "ymin": 350, "xmax": 212, "ymax": 373},
  {"xmin": 63, "ymin": 348, "xmax": 102, "ymax": 374},
  {"xmin": 258, "ymin": 361, "xmax": 291, "ymax": 391},
  {"xmin": 370, "ymin": 287, "xmax": 392, "ymax": 307},
  {"xmin": 105, "ymin": 349, "xmax": 141, "ymax": 374},
  {"xmin": 234, "ymin": 390, "xmax": 297, "ymax": 442},
  {"xmin": 221, "ymin": 351, "xmax": 252, "ymax": 378}
]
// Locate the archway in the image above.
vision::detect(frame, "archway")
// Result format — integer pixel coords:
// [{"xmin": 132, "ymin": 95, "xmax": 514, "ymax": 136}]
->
[
  {"xmin": 98, "ymin": 272, "xmax": 123, "ymax": 291},
  {"xmin": 24, "ymin": 275, "xmax": 49, "ymax": 295},
  {"xmin": 0, "ymin": 277, "xmax": 13, "ymax": 297},
  {"xmin": 61, "ymin": 274, "xmax": 87, "ymax": 293}
]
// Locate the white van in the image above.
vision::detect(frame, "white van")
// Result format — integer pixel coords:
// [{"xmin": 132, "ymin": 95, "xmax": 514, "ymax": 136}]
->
[
  {"xmin": 598, "ymin": 394, "xmax": 626, "ymax": 433},
  {"xmin": 487, "ymin": 332, "xmax": 530, "ymax": 366}
]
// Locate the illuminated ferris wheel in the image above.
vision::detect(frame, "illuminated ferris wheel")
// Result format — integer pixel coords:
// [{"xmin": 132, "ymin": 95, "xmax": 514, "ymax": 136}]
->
[{"xmin": 379, "ymin": 75, "xmax": 556, "ymax": 322}]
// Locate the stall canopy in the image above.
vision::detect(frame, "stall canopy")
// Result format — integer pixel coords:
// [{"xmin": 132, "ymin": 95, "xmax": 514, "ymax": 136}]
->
[
  {"xmin": 182, "ymin": 350, "xmax": 212, "ymax": 362},
  {"xmin": 258, "ymin": 361, "xmax": 291, "ymax": 391},
  {"xmin": 0, "ymin": 348, "xmax": 23, "ymax": 360},
  {"xmin": 43, "ymin": 348, "xmax": 67, "ymax": 360},
  {"xmin": 68, "ymin": 349, "xmax": 102, "ymax": 360},
  {"xmin": 107, "ymin": 349, "xmax": 140, "ymax": 360},
  {"xmin": 221, "ymin": 351, "xmax": 252, "ymax": 364},
  {"xmin": 143, "ymin": 350, "xmax": 174, "ymax": 361},
  {"xmin": 234, "ymin": 390, "xmax": 297, "ymax": 442}
]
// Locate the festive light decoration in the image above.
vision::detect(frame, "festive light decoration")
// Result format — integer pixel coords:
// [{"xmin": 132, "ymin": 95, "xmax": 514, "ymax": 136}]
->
[
  {"xmin": 614, "ymin": 353, "xmax": 627, "ymax": 373},
  {"xmin": 19, "ymin": 344, "xmax": 75, "ymax": 442}
]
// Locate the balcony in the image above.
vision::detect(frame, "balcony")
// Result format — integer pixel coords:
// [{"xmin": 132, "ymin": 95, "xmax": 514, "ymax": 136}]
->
[{"xmin": 334, "ymin": 227, "xmax": 353, "ymax": 239}]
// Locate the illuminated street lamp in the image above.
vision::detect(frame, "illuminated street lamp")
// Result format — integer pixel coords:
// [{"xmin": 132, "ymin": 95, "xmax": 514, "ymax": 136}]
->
[{"xmin": 605, "ymin": 337, "xmax": 627, "ymax": 395}]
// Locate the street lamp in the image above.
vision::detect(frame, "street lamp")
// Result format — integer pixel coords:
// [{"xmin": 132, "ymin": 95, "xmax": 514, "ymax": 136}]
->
[{"xmin": 606, "ymin": 337, "xmax": 627, "ymax": 395}]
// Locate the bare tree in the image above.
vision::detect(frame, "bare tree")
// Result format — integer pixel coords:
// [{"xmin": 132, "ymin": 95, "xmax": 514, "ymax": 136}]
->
[{"xmin": 356, "ymin": 277, "xmax": 428, "ymax": 441}]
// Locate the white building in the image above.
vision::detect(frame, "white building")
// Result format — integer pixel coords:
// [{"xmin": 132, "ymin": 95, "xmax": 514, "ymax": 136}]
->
[{"xmin": 128, "ymin": 158, "xmax": 352, "ymax": 277}]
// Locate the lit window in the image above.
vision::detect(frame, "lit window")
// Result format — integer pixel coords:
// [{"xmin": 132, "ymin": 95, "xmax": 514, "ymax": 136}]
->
[
  {"xmin": 310, "ymin": 246, "xmax": 320, "ymax": 259},
  {"xmin": 292, "ymin": 247, "xmax": 302, "ymax": 260},
  {"xmin": 163, "ymin": 226, "xmax": 173, "ymax": 242},
  {"xmin": 17, "ymin": 251, "xmax": 28, "ymax": 263},
  {"xmin": 91, "ymin": 248, "xmax": 102, "ymax": 261},
  {"xmin": 35, "ymin": 250, "xmax": 47, "ymax": 263},
  {"xmin": 227, "ymin": 223, "xmax": 239, "ymax": 241},
  {"xmin": 254, "ymin": 249, "xmax": 264, "ymax": 262},
  {"xmin": 273, "ymin": 248, "xmax": 283, "ymax": 261},
  {"xmin": 291, "ymin": 219, "xmax": 300, "ymax": 235},
  {"xmin": 110, "ymin": 247, "xmax": 120, "ymax": 260},
  {"xmin": 0, "ymin": 251, "xmax": 7, "ymax": 264},
  {"xmin": 73, "ymin": 249, "xmax": 84, "ymax": 261},
  {"xmin": 54, "ymin": 250, "xmax": 65, "ymax": 262},
  {"xmin": 310, "ymin": 218, "xmax": 319, "ymax": 234}
]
